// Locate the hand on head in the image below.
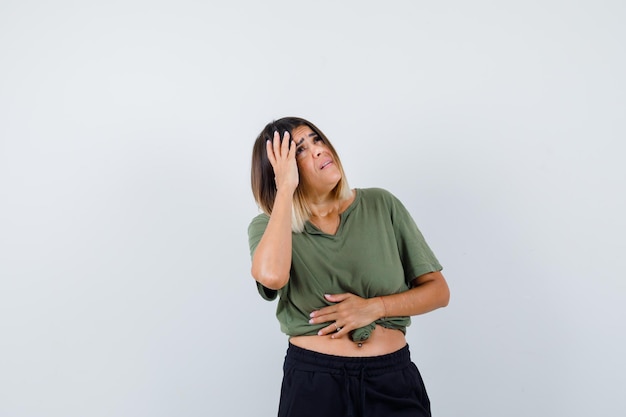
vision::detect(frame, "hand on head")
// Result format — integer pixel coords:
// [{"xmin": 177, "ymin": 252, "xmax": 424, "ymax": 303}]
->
[{"xmin": 266, "ymin": 131, "xmax": 299, "ymax": 193}]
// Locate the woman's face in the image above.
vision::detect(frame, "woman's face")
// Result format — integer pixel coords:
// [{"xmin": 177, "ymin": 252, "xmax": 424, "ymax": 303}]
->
[{"xmin": 291, "ymin": 125, "xmax": 341, "ymax": 196}]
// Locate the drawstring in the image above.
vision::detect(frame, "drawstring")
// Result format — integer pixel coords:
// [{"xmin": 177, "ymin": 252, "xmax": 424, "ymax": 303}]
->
[
  {"xmin": 343, "ymin": 365, "xmax": 354, "ymax": 417},
  {"xmin": 359, "ymin": 366, "xmax": 366, "ymax": 417},
  {"xmin": 343, "ymin": 364, "xmax": 368, "ymax": 417}
]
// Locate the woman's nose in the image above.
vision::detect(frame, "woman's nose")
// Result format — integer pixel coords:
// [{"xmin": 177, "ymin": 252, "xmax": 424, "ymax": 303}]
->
[{"xmin": 311, "ymin": 144, "xmax": 323, "ymax": 157}]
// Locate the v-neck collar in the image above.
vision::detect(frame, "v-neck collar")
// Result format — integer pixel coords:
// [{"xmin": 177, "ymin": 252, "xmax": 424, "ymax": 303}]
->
[{"xmin": 303, "ymin": 189, "xmax": 361, "ymax": 236}]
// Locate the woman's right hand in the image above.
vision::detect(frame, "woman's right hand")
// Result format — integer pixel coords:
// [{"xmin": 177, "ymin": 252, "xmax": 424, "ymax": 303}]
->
[{"xmin": 266, "ymin": 131, "xmax": 299, "ymax": 193}]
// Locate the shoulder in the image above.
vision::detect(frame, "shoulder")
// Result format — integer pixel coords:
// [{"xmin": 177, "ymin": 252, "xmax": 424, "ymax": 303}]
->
[
  {"xmin": 358, "ymin": 188, "xmax": 412, "ymax": 221},
  {"xmin": 359, "ymin": 187, "xmax": 393, "ymax": 198},
  {"xmin": 358, "ymin": 187, "xmax": 399, "ymax": 204},
  {"xmin": 247, "ymin": 213, "xmax": 270, "ymax": 255},
  {"xmin": 248, "ymin": 213, "xmax": 270, "ymax": 234}
]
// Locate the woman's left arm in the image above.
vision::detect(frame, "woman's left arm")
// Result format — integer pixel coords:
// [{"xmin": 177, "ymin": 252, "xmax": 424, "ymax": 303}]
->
[
  {"xmin": 310, "ymin": 271, "xmax": 450, "ymax": 337},
  {"xmin": 383, "ymin": 271, "xmax": 450, "ymax": 317}
]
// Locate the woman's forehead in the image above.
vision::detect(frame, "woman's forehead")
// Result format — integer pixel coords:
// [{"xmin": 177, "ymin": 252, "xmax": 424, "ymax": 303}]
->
[{"xmin": 292, "ymin": 125, "xmax": 317, "ymax": 143}]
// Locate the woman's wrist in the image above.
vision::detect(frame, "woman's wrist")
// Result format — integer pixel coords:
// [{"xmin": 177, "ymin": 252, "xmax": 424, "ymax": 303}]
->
[{"xmin": 378, "ymin": 296, "xmax": 388, "ymax": 320}]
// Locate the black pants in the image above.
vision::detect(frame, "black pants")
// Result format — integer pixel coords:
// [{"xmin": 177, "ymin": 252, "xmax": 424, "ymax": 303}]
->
[{"xmin": 278, "ymin": 344, "xmax": 431, "ymax": 417}]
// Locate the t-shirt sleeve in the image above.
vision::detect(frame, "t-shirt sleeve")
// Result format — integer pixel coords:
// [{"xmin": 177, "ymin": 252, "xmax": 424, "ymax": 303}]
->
[
  {"xmin": 387, "ymin": 191, "xmax": 443, "ymax": 283},
  {"xmin": 247, "ymin": 213, "xmax": 279, "ymax": 301}
]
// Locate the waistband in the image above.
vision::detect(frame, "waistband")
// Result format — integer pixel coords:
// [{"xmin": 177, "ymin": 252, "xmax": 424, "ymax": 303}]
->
[{"xmin": 284, "ymin": 343, "xmax": 412, "ymax": 377}]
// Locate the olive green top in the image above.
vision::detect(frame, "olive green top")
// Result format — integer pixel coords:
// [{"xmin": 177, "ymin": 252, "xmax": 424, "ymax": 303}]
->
[{"xmin": 248, "ymin": 188, "xmax": 442, "ymax": 340}]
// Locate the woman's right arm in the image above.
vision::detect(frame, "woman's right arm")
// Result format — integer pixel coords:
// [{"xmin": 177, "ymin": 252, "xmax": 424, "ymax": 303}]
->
[{"xmin": 251, "ymin": 131, "xmax": 298, "ymax": 290}]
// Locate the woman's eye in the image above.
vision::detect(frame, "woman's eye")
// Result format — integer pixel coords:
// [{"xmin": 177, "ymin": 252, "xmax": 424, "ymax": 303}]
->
[{"xmin": 296, "ymin": 147, "xmax": 304, "ymax": 155}]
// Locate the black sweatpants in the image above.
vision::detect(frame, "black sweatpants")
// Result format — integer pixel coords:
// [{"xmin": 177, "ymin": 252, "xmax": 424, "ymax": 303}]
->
[{"xmin": 277, "ymin": 344, "xmax": 431, "ymax": 417}]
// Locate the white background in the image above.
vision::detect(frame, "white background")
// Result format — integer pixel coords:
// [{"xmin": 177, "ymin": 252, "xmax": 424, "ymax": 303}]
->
[{"xmin": 1, "ymin": 1, "xmax": 625, "ymax": 416}]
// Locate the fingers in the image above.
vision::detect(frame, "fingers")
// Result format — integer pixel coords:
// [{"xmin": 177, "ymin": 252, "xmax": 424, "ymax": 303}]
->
[
  {"xmin": 267, "ymin": 130, "xmax": 294, "ymax": 175},
  {"xmin": 309, "ymin": 295, "xmax": 345, "ymax": 336},
  {"xmin": 281, "ymin": 130, "xmax": 291, "ymax": 156},
  {"xmin": 324, "ymin": 293, "xmax": 350, "ymax": 303},
  {"xmin": 266, "ymin": 133, "xmax": 277, "ymax": 166},
  {"xmin": 266, "ymin": 130, "xmax": 299, "ymax": 193},
  {"xmin": 310, "ymin": 293, "xmax": 376, "ymax": 338},
  {"xmin": 309, "ymin": 294, "xmax": 352, "ymax": 321},
  {"xmin": 272, "ymin": 130, "xmax": 282, "ymax": 160},
  {"xmin": 268, "ymin": 131, "xmax": 291, "ymax": 159},
  {"xmin": 310, "ymin": 308, "xmax": 351, "ymax": 338},
  {"xmin": 318, "ymin": 322, "xmax": 346, "ymax": 338}
]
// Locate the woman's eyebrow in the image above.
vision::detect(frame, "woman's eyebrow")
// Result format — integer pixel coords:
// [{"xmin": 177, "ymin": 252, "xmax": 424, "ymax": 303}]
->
[{"xmin": 295, "ymin": 133, "xmax": 317, "ymax": 147}]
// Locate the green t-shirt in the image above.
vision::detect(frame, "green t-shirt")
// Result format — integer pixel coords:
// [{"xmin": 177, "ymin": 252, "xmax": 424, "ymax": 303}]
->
[{"xmin": 247, "ymin": 188, "xmax": 442, "ymax": 339}]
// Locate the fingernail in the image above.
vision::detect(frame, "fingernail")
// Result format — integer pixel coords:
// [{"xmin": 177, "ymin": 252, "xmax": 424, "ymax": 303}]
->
[{"xmin": 308, "ymin": 319, "xmax": 313, "ymax": 324}]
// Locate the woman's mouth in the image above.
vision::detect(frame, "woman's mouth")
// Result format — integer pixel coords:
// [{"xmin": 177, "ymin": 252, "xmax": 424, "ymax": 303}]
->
[{"xmin": 320, "ymin": 160, "xmax": 333, "ymax": 169}]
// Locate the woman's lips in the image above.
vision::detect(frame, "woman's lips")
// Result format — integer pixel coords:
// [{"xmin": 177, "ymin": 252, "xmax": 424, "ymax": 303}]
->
[{"xmin": 320, "ymin": 160, "xmax": 333, "ymax": 169}]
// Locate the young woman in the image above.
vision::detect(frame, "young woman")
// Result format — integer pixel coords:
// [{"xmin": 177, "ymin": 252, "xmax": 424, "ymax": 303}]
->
[{"xmin": 248, "ymin": 117, "xmax": 450, "ymax": 417}]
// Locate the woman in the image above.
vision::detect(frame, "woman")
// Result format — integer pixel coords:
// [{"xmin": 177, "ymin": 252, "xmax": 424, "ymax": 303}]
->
[{"xmin": 248, "ymin": 117, "xmax": 450, "ymax": 417}]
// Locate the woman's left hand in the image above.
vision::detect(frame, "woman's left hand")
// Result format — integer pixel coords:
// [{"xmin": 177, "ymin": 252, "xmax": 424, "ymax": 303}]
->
[{"xmin": 309, "ymin": 293, "xmax": 384, "ymax": 339}]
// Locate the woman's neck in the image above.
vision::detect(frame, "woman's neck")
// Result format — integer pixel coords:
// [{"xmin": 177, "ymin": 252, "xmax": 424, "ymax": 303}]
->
[
  {"xmin": 309, "ymin": 200, "xmax": 341, "ymax": 218},
  {"xmin": 308, "ymin": 203, "xmax": 341, "ymax": 234},
  {"xmin": 307, "ymin": 189, "xmax": 355, "ymax": 224}
]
